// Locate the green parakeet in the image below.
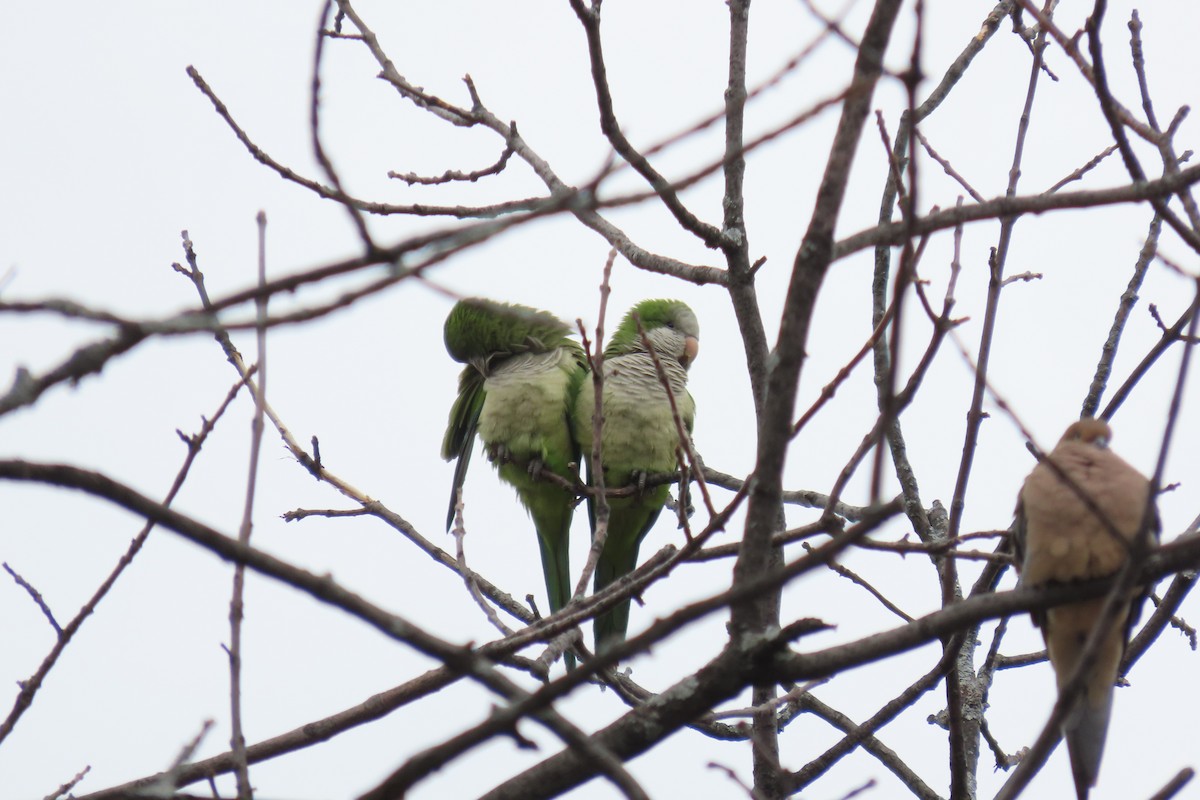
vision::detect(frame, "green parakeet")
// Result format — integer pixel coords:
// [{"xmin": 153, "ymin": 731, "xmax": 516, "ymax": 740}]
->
[
  {"xmin": 573, "ymin": 298, "xmax": 699, "ymax": 655},
  {"xmin": 441, "ymin": 298, "xmax": 587, "ymax": 665}
]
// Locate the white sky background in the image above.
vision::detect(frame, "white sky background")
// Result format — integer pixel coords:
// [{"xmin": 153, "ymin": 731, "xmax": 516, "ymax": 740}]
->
[{"xmin": 2, "ymin": 1, "xmax": 1199, "ymax": 799}]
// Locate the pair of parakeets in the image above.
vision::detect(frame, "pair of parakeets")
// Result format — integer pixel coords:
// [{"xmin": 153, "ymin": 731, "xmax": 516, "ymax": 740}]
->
[{"xmin": 441, "ymin": 297, "xmax": 700, "ymax": 665}]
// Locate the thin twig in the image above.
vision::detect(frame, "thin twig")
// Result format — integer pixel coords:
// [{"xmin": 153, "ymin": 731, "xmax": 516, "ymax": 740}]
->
[
  {"xmin": 566, "ymin": 0, "xmax": 724, "ymax": 249},
  {"xmin": 310, "ymin": 1, "xmax": 374, "ymax": 252},
  {"xmin": 1082, "ymin": 212, "xmax": 1162, "ymax": 418},
  {"xmin": 226, "ymin": 211, "xmax": 270, "ymax": 800},
  {"xmin": 0, "ymin": 372, "xmax": 251, "ymax": 747},
  {"xmin": 915, "ymin": 128, "xmax": 986, "ymax": 203},
  {"xmin": 801, "ymin": 543, "xmax": 914, "ymax": 622},
  {"xmin": 572, "ymin": 249, "xmax": 616, "ymax": 606},
  {"xmin": 1045, "ymin": 143, "xmax": 1120, "ymax": 193},
  {"xmin": 42, "ymin": 765, "xmax": 91, "ymax": 800},
  {"xmin": 451, "ymin": 507, "xmax": 515, "ymax": 638},
  {"xmin": 389, "ymin": 138, "xmax": 515, "ymax": 185},
  {"xmin": 1146, "ymin": 768, "xmax": 1195, "ymax": 800},
  {"xmin": 633, "ymin": 316, "xmax": 715, "ymax": 522},
  {"xmin": 3, "ymin": 563, "xmax": 61, "ymax": 635},
  {"xmin": 786, "ymin": 652, "xmax": 953, "ymax": 798}
]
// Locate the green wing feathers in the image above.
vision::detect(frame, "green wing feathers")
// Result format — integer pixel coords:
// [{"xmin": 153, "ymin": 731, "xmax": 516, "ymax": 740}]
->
[
  {"xmin": 592, "ymin": 484, "xmax": 670, "ymax": 655},
  {"xmin": 577, "ymin": 299, "xmax": 700, "ymax": 655},
  {"xmin": 441, "ymin": 296, "xmax": 699, "ymax": 662},
  {"xmin": 441, "ymin": 298, "xmax": 587, "ymax": 667},
  {"xmin": 444, "ymin": 298, "xmax": 576, "ymax": 364},
  {"xmin": 441, "ymin": 367, "xmax": 485, "ymax": 530}
]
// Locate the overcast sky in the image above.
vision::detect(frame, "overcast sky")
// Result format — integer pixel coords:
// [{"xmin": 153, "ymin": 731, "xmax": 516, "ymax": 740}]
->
[{"xmin": 3, "ymin": 2, "xmax": 1200, "ymax": 799}]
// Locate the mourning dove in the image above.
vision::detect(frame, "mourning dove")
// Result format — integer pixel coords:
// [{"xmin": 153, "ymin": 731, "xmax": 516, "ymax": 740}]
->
[{"xmin": 1014, "ymin": 418, "xmax": 1157, "ymax": 800}]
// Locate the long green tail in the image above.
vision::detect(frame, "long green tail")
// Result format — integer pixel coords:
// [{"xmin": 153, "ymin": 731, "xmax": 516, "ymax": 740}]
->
[
  {"xmin": 531, "ymin": 493, "xmax": 576, "ymax": 670},
  {"xmin": 593, "ymin": 496, "xmax": 664, "ymax": 656},
  {"xmin": 593, "ymin": 542, "xmax": 639, "ymax": 656}
]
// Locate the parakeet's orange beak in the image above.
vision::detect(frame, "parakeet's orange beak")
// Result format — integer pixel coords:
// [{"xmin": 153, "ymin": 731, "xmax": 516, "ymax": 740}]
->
[{"xmin": 681, "ymin": 336, "xmax": 699, "ymax": 367}]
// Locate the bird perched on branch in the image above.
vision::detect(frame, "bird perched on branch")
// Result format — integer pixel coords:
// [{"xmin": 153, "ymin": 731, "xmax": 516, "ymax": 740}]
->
[
  {"xmin": 573, "ymin": 299, "xmax": 699, "ymax": 655},
  {"xmin": 1013, "ymin": 418, "xmax": 1157, "ymax": 800},
  {"xmin": 441, "ymin": 299, "xmax": 587, "ymax": 666}
]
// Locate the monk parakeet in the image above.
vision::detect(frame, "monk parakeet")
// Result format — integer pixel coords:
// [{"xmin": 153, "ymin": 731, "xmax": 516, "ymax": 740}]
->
[
  {"xmin": 573, "ymin": 299, "xmax": 699, "ymax": 655},
  {"xmin": 441, "ymin": 299, "xmax": 587, "ymax": 664},
  {"xmin": 1014, "ymin": 419, "xmax": 1157, "ymax": 800}
]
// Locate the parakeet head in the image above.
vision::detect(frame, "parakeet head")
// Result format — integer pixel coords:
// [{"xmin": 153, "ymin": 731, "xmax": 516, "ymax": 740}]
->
[
  {"xmin": 444, "ymin": 298, "xmax": 574, "ymax": 366},
  {"xmin": 607, "ymin": 299, "xmax": 700, "ymax": 367}
]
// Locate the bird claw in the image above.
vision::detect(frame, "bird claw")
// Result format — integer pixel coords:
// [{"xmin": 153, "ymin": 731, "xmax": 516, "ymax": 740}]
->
[
  {"xmin": 487, "ymin": 443, "xmax": 513, "ymax": 464},
  {"xmin": 527, "ymin": 457, "xmax": 545, "ymax": 480}
]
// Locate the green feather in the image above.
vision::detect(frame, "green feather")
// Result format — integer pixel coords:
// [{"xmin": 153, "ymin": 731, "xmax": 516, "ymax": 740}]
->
[
  {"xmin": 575, "ymin": 299, "xmax": 699, "ymax": 655},
  {"xmin": 441, "ymin": 366, "xmax": 485, "ymax": 528},
  {"xmin": 441, "ymin": 298, "xmax": 587, "ymax": 669},
  {"xmin": 605, "ymin": 298, "xmax": 700, "ymax": 359},
  {"xmin": 445, "ymin": 298, "xmax": 577, "ymax": 365}
]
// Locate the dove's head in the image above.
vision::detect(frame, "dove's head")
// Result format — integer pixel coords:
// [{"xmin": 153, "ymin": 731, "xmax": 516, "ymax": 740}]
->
[{"xmin": 1060, "ymin": 418, "xmax": 1112, "ymax": 449}]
